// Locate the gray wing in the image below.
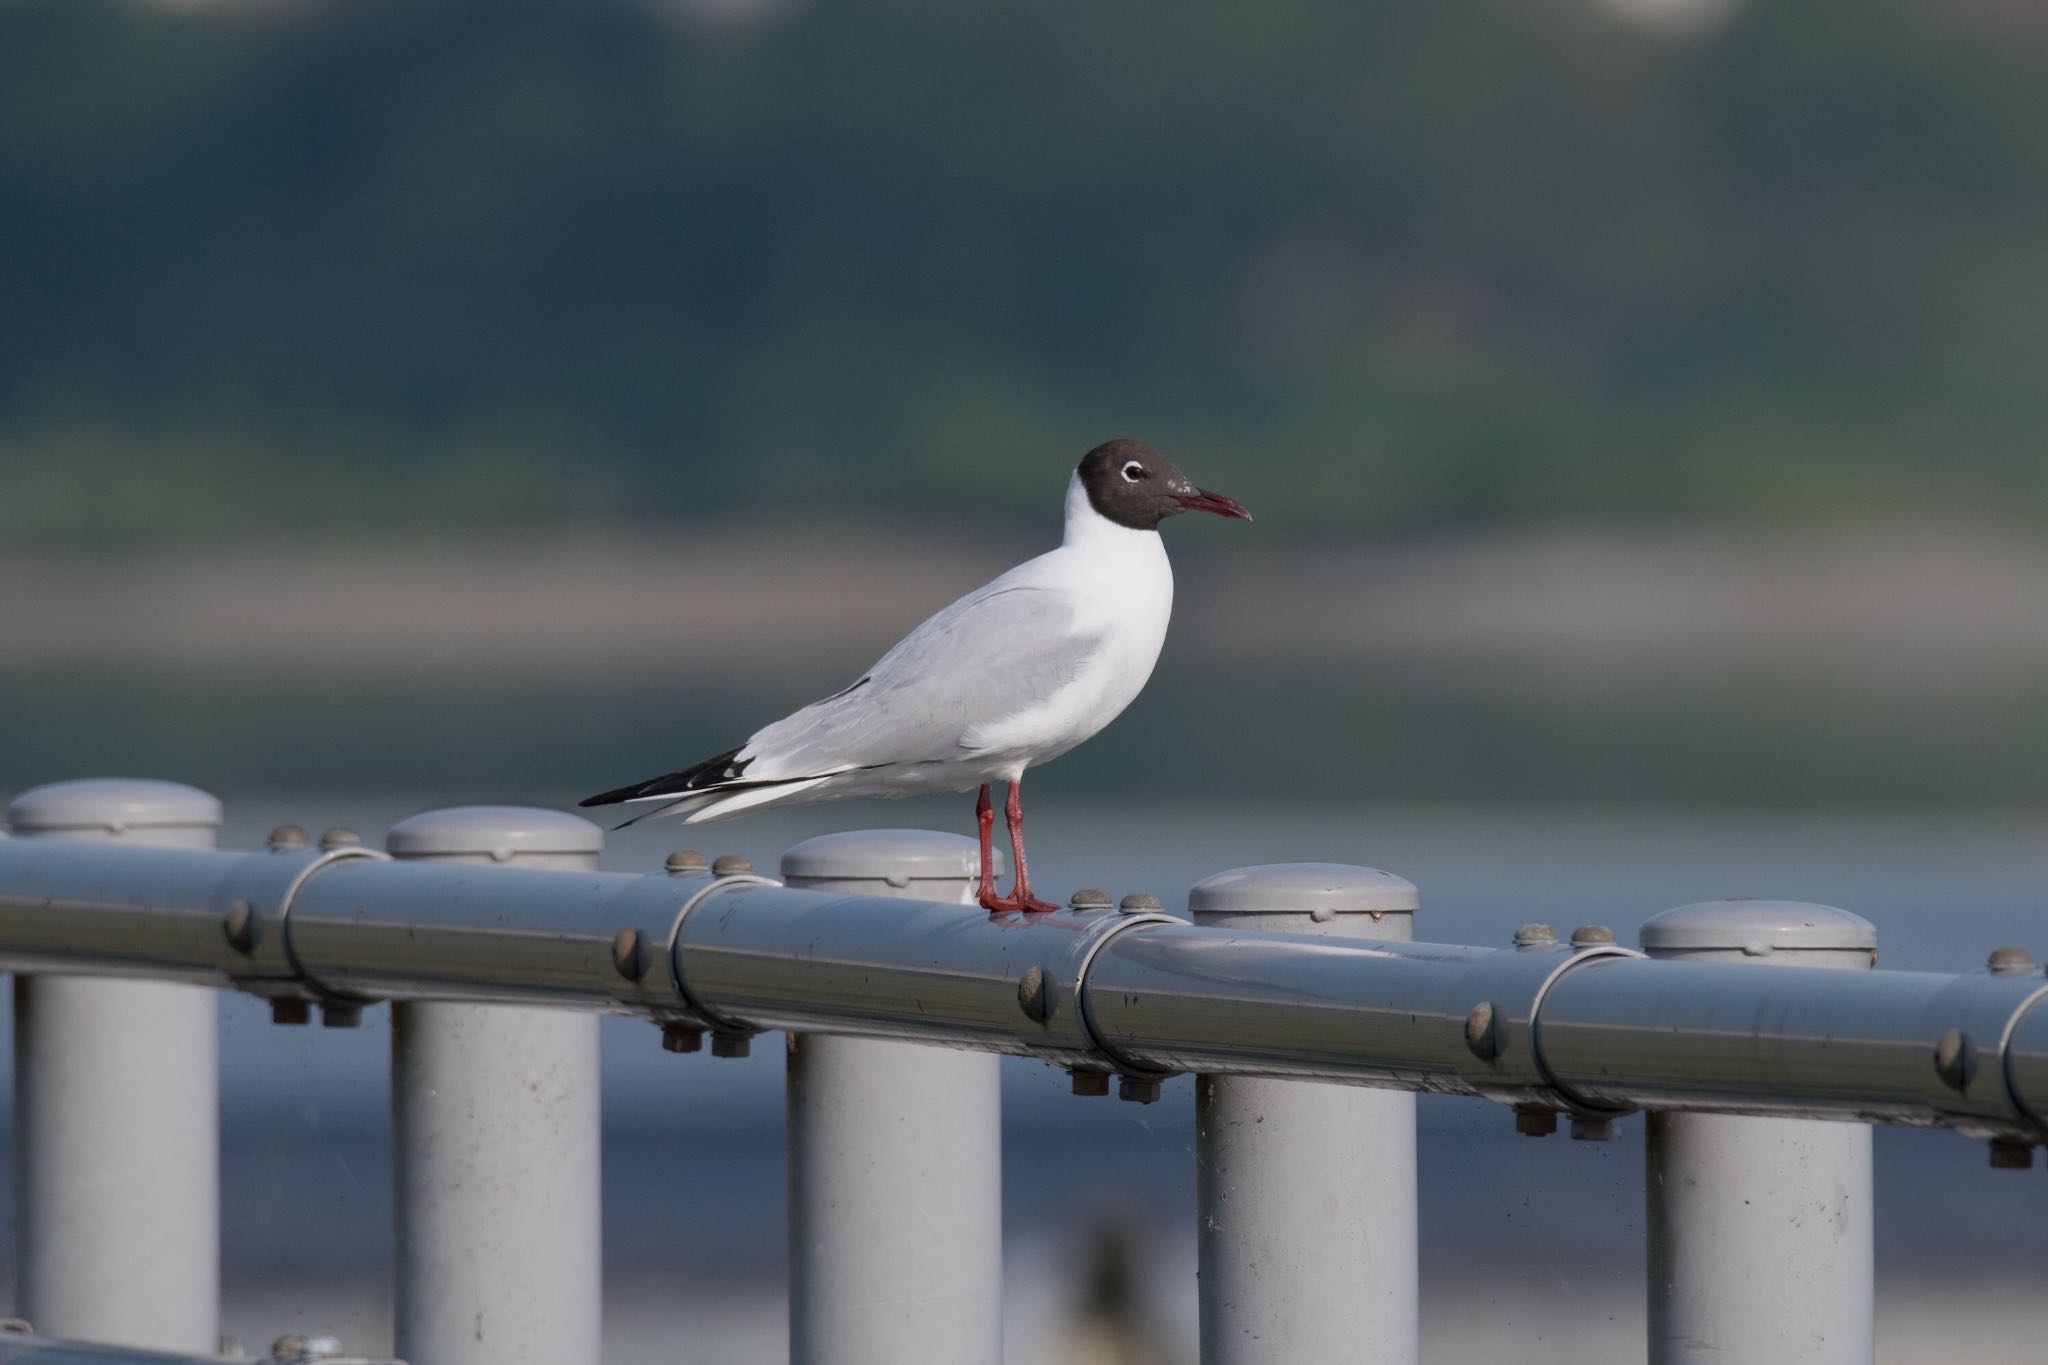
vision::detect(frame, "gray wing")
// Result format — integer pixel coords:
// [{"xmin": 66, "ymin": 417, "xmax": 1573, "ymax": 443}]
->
[{"xmin": 737, "ymin": 584, "xmax": 1102, "ymax": 779}]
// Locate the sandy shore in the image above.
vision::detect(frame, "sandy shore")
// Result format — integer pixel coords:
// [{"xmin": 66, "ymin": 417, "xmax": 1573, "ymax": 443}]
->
[{"xmin": 8, "ymin": 519, "xmax": 2048, "ymax": 695}]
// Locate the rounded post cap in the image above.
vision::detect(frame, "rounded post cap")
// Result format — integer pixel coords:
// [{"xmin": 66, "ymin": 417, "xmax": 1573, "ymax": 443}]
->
[
  {"xmin": 385, "ymin": 805, "xmax": 603, "ymax": 861},
  {"xmin": 1188, "ymin": 862, "xmax": 1418, "ymax": 916},
  {"xmin": 780, "ymin": 828, "xmax": 1000, "ymax": 882},
  {"xmin": 7, "ymin": 777, "xmax": 222, "ymax": 834},
  {"xmin": 1639, "ymin": 899, "xmax": 1875, "ymax": 956}
]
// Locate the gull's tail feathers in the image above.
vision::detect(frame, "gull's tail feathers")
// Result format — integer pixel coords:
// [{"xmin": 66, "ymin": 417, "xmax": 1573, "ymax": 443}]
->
[
  {"xmin": 580, "ymin": 745, "xmax": 857, "ymax": 831},
  {"xmin": 676, "ymin": 776, "xmax": 837, "ymax": 823}
]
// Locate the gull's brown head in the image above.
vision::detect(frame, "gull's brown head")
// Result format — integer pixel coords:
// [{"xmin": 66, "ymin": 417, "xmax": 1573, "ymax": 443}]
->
[{"xmin": 1076, "ymin": 438, "xmax": 1251, "ymax": 531}]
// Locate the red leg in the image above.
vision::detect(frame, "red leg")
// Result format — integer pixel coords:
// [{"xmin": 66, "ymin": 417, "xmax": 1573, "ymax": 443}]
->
[
  {"xmin": 975, "ymin": 784, "xmax": 1002, "ymax": 908},
  {"xmin": 1003, "ymin": 775, "xmax": 1060, "ymax": 913},
  {"xmin": 976, "ymin": 776, "xmax": 1060, "ymax": 913}
]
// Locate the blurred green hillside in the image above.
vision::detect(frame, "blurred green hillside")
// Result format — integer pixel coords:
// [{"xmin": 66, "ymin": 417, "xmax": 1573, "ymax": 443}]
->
[{"xmin": 4, "ymin": 0, "xmax": 2045, "ymax": 546}]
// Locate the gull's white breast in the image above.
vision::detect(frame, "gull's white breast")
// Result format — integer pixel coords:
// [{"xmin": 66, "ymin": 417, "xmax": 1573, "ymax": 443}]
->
[{"xmin": 963, "ymin": 481, "xmax": 1176, "ymax": 771}]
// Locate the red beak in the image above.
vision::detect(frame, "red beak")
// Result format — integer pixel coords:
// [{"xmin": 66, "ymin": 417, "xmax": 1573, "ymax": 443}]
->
[{"xmin": 1175, "ymin": 488, "xmax": 1253, "ymax": 521}]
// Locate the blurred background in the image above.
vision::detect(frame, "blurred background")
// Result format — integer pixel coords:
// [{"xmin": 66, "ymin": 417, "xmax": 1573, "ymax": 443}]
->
[{"xmin": 4, "ymin": 0, "xmax": 2048, "ymax": 1359}]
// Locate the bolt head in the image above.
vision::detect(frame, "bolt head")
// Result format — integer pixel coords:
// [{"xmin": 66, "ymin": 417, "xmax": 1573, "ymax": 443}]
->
[
  {"xmin": 611, "ymin": 928, "xmax": 646, "ymax": 980},
  {"xmin": 318, "ymin": 828, "xmax": 362, "ymax": 851},
  {"xmin": 320, "ymin": 1004, "xmax": 363, "ymax": 1029},
  {"xmin": 1464, "ymin": 1000, "xmax": 1503, "ymax": 1060},
  {"xmin": 1119, "ymin": 892, "xmax": 1164, "ymax": 913},
  {"xmin": 1988, "ymin": 945, "xmax": 2035, "ymax": 974},
  {"xmin": 1569, "ymin": 925, "xmax": 1615, "ymax": 947},
  {"xmin": 267, "ymin": 824, "xmax": 310, "ymax": 852},
  {"xmin": 1117, "ymin": 1076, "xmax": 1163, "ymax": 1104},
  {"xmin": 1935, "ymin": 1028, "xmax": 1979, "ymax": 1091},
  {"xmin": 660, "ymin": 1024, "xmax": 704, "ymax": 1054},
  {"xmin": 1514, "ymin": 1105, "xmax": 1558, "ymax": 1137},
  {"xmin": 270, "ymin": 999, "xmax": 311, "ymax": 1026},
  {"xmin": 222, "ymin": 900, "xmax": 256, "ymax": 953},
  {"xmin": 666, "ymin": 850, "xmax": 709, "ymax": 876},
  {"xmin": 1513, "ymin": 923, "xmax": 1557, "ymax": 947},
  {"xmin": 1070, "ymin": 1068, "xmax": 1111, "ymax": 1097},
  {"xmin": 709, "ymin": 1032, "xmax": 752, "ymax": 1058},
  {"xmin": 1069, "ymin": 887, "xmax": 1113, "ymax": 910},
  {"xmin": 1017, "ymin": 965, "xmax": 1050, "ymax": 1023},
  {"xmin": 711, "ymin": 853, "xmax": 753, "ymax": 877}
]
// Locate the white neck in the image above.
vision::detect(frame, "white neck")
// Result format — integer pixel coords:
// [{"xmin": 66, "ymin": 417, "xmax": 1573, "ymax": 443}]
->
[{"xmin": 1061, "ymin": 471, "xmax": 1160, "ymax": 553}]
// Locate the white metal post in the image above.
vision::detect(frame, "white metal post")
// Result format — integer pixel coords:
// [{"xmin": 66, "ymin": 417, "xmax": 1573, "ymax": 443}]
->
[
  {"xmin": 1641, "ymin": 900, "xmax": 1876, "ymax": 1365},
  {"xmin": 6, "ymin": 778, "xmax": 223, "ymax": 1353},
  {"xmin": 780, "ymin": 831, "xmax": 1004, "ymax": 1365},
  {"xmin": 388, "ymin": 807, "xmax": 604, "ymax": 1365},
  {"xmin": 1190, "ymin": 864, "xmax": 1420, "ymax": 1365}
]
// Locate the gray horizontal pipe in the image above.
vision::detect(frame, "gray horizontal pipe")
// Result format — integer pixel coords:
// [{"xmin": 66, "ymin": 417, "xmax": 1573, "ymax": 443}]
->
[
  {"xmin": 0, "ymin": 1337, "xmax": 234, "ymax": 1365},
  {"xmin": 1083, "ymin": 928, "xmax": 1507, "ymax": 1090},
  {"xmin": 1, "ymin": 838, "xmax": 2045, "ymax": 1137},
  {"xmin": 0, "ymin": 841, "xmax": 254, "ymax": 986},
  {"xmin": 286, "ymin": 857, "xmax": 646, "ymax": 1008},
  {"xmin": 674, "ymin": 882, "xmax": 1174, "ymax": 1061},
  {"xmin": 1535, "ymin": 954, "xmax": 2048, "ymax": 1137}
]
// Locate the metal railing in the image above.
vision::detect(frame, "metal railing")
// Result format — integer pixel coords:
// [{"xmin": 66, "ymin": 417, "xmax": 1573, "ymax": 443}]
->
[{"xmin": 4, "ymin": 777, "xmax": 2044, "ymax": 1365}]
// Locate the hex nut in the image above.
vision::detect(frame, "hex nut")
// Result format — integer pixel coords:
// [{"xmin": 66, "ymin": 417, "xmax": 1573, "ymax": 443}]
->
[
  {"xmin": 1118, "ymin": 1076, "xmax": 1163, "ymax": 1104},
  {"xmin": 661, "ymin": 1023, "xmax": 705, "ymax": 1054},
  {"xmin": 320, "ymin": 1004, "xmax": 363, "ymax": 1029},
  {"xmin": 711, "ymin": 854, "xmax": 754, "ymax": 877},
  {"xmin": 1464, "ymin": 1000, "xmax": 1503, "ymax": 1061},
  {"xmin": 267, "ymin": 825, "xmax": 311, "ymax": 852},
  {"xmin": 271, "ymin": 999, "xmax": 312, "ymax": 1026},
  {"xmin": 611, "ymin": 928, "xmax": 646, "ymax": 981},
  {"xmin": 1070, "ymin": 1068, "xmax": 1111, "ymax": 1097},
  {"xmin": 1514, "ymin": 1104, "xmax": 1558, "ymax": 1137},
  {"xmin": 1935, "ymin": 1028, "xmax": 1979, "ymax": 1092},
  {"xmin": 1989, "ymin": 1138, "xmax": 2035, "ymax": 1170},
  {"xmin": 1513, "ymin": 923, "xmax": 1557, "ymax": 947},
  {"xmin": 1017, "ymin": 966, "xmax": 1050, "ymax": 1023},
  {"xmin": 666, "ymin": 850, "xmax": 709, "ymax": 876},
  {"xmin": 710, "ymin": 1032, "xmax": 752, "ymax": 1058}
]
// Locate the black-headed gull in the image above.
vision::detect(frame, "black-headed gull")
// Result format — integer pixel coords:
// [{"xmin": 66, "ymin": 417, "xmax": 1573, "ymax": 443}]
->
[{"xmin": 580, "ymin": 439, "xmax": 1250, "ymax": 911}]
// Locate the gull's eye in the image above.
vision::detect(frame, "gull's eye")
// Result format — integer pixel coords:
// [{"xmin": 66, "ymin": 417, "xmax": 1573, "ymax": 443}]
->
[{"xmin": 1121, "ymin": 461, "xmax": 1145, "ymax": 482}]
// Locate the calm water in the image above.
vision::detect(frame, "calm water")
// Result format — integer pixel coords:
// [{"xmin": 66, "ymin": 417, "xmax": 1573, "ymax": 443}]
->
[{"xmin": 9, "ymin": 798, "xmax": 2048, "ymax": 1361}]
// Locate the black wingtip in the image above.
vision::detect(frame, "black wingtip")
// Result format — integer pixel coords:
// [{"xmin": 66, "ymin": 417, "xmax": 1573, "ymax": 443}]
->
[{"xmin": 579, "ymin": 746, "xmax": 751, "ymax": 810}]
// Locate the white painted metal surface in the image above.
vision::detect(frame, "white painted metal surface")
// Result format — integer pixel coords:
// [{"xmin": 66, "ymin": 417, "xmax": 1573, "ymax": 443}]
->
[
  {"xmin": 1641, "ymin": 900, "xmax": 1877, "ymax": 1365},
  {"xmin": 1191, "ymin": 864, "xmax": 1420, "ymax": 1365},
  {"xmin": 782, "ymin": 831, "xmax": 1004, "ymax": 1365},
  {"xmin": 7, "ymin": 779, "xmax": 222, "ymax": 1354},
  {"xmin": 387, "ymin": 807, "xmax": 603, "ymax": 1365}
]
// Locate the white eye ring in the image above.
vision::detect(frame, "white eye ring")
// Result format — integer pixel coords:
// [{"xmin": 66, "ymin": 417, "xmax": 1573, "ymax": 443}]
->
[{"xmin": 1121, "ymin": 461, "xmax": 1144, "ymax": 482}]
